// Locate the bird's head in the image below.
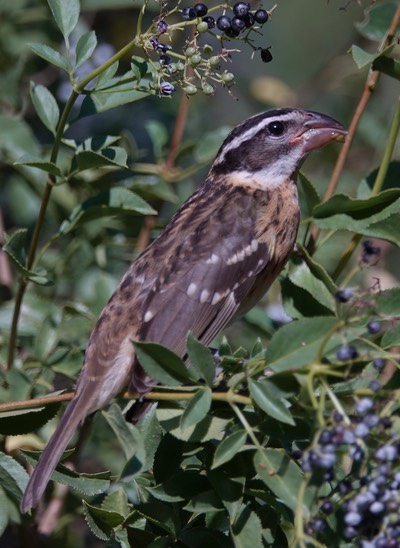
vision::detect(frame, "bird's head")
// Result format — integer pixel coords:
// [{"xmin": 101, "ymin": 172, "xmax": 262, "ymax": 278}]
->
[{"xmin": 210, "ymin": 108, "xmax": 347, "ymax": 189}]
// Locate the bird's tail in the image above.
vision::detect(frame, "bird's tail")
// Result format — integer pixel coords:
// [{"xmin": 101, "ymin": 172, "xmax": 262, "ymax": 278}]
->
[{"xmin": 20, "ymin": 395, "xmax": 90, "ymax": 512}]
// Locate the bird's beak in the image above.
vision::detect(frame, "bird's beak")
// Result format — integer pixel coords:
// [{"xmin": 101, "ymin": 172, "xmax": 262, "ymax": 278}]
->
[{"xmin": 291, "ymin": 111, "xmax": 347, "ymax": 152}]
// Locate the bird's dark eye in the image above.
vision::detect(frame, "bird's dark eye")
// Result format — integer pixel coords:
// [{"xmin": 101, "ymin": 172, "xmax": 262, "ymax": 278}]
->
[{"xmin": 267, "ymin": 121, "xmax": 285, "ymax": 136}]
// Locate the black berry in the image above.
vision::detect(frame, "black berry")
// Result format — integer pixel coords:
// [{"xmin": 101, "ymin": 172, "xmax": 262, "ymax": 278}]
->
[
  {"xmin": 202, "ymin": 16, "xmax": 215, "ymax": 28},
  {"xmin": 231, "ymin": 16, "xmax": 246, "ymax": 32},
  {"xmin": 182, "ymin": 7, "xmax": 196, "ymax": 20},
  {"xmin": 336, "ymin": 344, "xmax": 358, "ymax": 361},
  {"xmin": 373, "ymin": 358, "xmax": 386, "ymax": 371},
  {"xmin": 335, "ymin": 288, "xmax": 353, "ymax": 303},
  {"xmin": 367, "ymin": 320, "xmax": 381, "ymax": 334},
  {"xmin": 157, "ymin": 20, "xmax": 168, "ymax": 33},
  {"xmin": 216, "ymin": 15, "xmax": 231, "ymax": 31},
  {"xmin": 242, "ymin": 12, "xmax": 255, "ymax": 27},
  {"xmin": 254, "ymin": 9, "xmax": 269, "ymax": 24},
  {"xmin": 194, "ymin": 3, "xmax": 208, "ymax": 16},
  {"xmin": 233, "ymin": 2, "xmax": 250, "ymax": 17}
]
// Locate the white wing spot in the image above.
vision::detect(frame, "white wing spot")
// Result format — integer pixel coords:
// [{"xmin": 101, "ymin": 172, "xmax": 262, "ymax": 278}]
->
[
  {"xmin": 236, "ymin": 249, "xmax": 245, "ymax": 261},
  {"xmin": 206, "ymin": 253, "xmax": 219, "ymax": 264},
  {"xmin": 211, "ymin": 292, "xmax": 222, "ymax": 305},
  {"xmin": 135, "ymin": 273, "xmax": 145, "ymax": 284},
  {"xmin": 187, "ymin": 282, "xmax": 198, "ymax": 297},
  {"xmin": 226, "ymin": 253, "xmax": 238, "ymax": 265},
  {"xmin": 200, "ymin": 289, "xmax": 210, "ymax": 303},
  {"xmin": 144, "ymin": 310, "xmax": 154, "ymax": 322},
  {"xmin": 251, "ymin": 239, "xmax": 258, "ymax": 252}
]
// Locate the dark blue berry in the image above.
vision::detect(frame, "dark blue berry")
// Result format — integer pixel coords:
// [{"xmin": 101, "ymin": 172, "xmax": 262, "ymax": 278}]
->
[
  {"xmin": 345, "ymin": 511, "xmax": 362, "ymax": 526},
  {"xmin": 260, "ymin": 47, "xmax": 273, "ymax": 62},
  {"xmin": 202, "ymin": 16, "xmax": 215, "ymax": 28},
  {"xmin": 224, "ymin": 27, "xmax": 240, "ymax": 38},
  {"xmin": 319, "ymin": 429, "xmax": 333, "ymax": 445},
  {"xmin": 373, "ymin": 358, "xmax": 386, "ymax": 371},
  {"xmin": 182, "ymin": 7, "xmax": 196, "ymax": 20},
  {"xmin": 216, "ymin": 15, "xmax": 232, "ymax": 31},
  {"xmin": 356, "ymin": 397, "xmax": 374, "ymax": 415},
  {"xmin": 335, "ymin": 287, "xmax": 353, "ymax": 303},
  {"xmin": 157, "ymin": 20, "xmax": 168, "ymax": 33},
  {"xmin": 194, "ymin": 3, "xmax": 208, "ymax": 16},
  {"xmin": 367, "ymin": 320, "xmax": 381, "ymax": 334},
  {"xmin": 242, "ymin": 12, "xmax": 255, "ymax": 27},
  {"xmin": 233, "ymin": 2, "xmax": 250, "ymax": 16},
  {"xmin": 254, "ymin": 9, "xmax": 269, "ymax": 23},
  {"xmin": 310, "ymin": 518, "xmax": 326, "ymax": 532},
  {"xmin": 231, "ymin": 16, "xmax": 246, "ymax": 32},
  {"xmin": 320, "ymin": 500, "xmax": 333, "ymax": 514},
  {"xmin": 336, "ymin": 344, "xmax": 358, "ymax": 361},
  {"xmin": 369, "ymin": 380, "xmax": 381, "ymax": 392}
]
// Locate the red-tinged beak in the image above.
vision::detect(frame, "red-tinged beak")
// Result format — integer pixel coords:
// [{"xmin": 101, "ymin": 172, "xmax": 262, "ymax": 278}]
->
[{"xmin": 291, "ymin": 110, "xmax": 347, "ymax": 152}]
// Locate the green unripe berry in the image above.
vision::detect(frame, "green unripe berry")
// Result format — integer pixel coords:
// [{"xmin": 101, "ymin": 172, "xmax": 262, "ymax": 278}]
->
[
  {"xmin": 190, "ymin": 53, "xmax": 202, "ymax": 66},
  {"xmin": 168, "ymin": 63, "xmax": 177, "ymax": 73},
  {"xmin": 185, "ymin": 46, "xmax": 196, "ymax": 57},
  {"xmin": 197, "ymin": 21, "xmax": 209, "ymax": 33},
  {"xmin": 208, "ymin": 56, "xmax": 220, "ymax": 68},
  {"xmin": 183, "ymin": 84, "xmax": 198, "ymax": 95},
  {"xmin": 203, "ymin": 43, "xmax": 213, "ymax": 54},
  {"xmin": 177, "ymin": 62, "xmax": 185, "ymax": 71},
  {"xmin": 202, "ymin": 83, "xmax": 214, "ymax": 95},
  {"xmin": 222, "ymin": 72, "xmax": 234, "ymax": 83}
]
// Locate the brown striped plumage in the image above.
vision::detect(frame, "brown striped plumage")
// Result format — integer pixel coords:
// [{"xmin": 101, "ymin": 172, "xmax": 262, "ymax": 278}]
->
[{"xmin": 21, "ymin": 108, "xmax": 346, "ymax": 512}]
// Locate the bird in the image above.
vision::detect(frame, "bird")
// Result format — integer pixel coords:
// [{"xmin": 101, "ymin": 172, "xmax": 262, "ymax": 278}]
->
[{"xmin": 20, "ymin": 107, "xmax": 346, "ymax": 512}]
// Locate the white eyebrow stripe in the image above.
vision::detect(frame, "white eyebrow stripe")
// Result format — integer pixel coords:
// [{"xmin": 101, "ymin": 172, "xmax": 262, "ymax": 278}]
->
[{"xmin": 213, "ymin": 112, "xmax": 296, "ymax": 165}]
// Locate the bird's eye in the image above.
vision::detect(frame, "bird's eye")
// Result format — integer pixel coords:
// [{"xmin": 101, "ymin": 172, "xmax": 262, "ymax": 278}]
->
[{"xmin": 267, "ymin": 121, "xmax": 285, "ymax": 136}]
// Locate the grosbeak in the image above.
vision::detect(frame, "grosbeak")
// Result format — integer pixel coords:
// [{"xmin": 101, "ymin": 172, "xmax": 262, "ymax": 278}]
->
[{"xmin": 21, "ymin": 108, "xmax": 346, "ymax": 511}]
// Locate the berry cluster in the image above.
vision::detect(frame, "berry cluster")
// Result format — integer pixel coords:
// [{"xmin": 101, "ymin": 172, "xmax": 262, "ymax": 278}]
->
[
  {"xmin": 361, "ymin": 239, "xmax": 381, "ymax": 265},
  {"xmin": 300, "ymin": 400, "xmax": 400, "ymax": 544},
  {"xmin": 145, "ymin": 2, "xmax": 272, "ymax": 96}
]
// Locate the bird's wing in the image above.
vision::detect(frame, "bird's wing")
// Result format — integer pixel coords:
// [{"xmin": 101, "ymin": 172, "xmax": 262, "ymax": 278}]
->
[{"xmin": 136, "ymin": 184, "xmax": 272, "ymax": 356}]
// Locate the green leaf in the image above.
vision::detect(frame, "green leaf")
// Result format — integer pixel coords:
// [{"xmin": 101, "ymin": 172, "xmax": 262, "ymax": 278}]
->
[
  {"xmin": 148, "ymin": 471, "xmax": 211, "ymax": 503},
  {"xmin": 0, "ymin": 452, "xmax": 29, "ymax": 503},
  {"xmin": 131, "ymin": 56, "xmax": 148, "ymax": 83},
  {"xmin": 30, "ymin": 82, "xmax": 60, "ymax": 134},
  {"xmin": 375, "ymin": 288, "xmax": 400, "ymax": 317},
  {"xmin": 48, "ymin": 0, "xmax": 80, "ymax": 39},
  {"xmin": 355, "ymin": 2, "xmax": 400, "ymax": 41},
  {"xmin": 157, "ymin": 407, "xmax": 230, "ymax": 443},
  {"xmin": 84, "ymin": 500, "xmax": 124, "ymax": 540},
  {"xmin": 381, "ymin": 324, "xmax": 400, "ymax": 348},
  {"xmin": 29, "ymin": 42, "xmax": 68, "ymax": 71},
  {"xmin": 249, "ymin": 379, "xmax": 295, "ymax": 425},
  {"xmin": 3, "ymin": 229, "xmax": 53, "ymax": 286},
  {"xmin": 14, "ymin": 155, "xmax": 61, "ymax": 176},
  {"xmin": 74, "ymin": 146, "xmax": 128, "ymax": 171},
  {"xmin": 351, "ymin": 44, "xmax": 395, "ymax": 70},
  {"xmin": 298, "ymin": 172, "xmax": 320, "ymax": 218},
  {"xmin": 22, "ymin": 450, "xmax": 111, "ymax": 495},
  {"xmin": 266, "ymin": 317, "xmax": 338, "ymax": 372},
  {"xmin": 59, "ymin": 187, "xmax": 156, "ymax": 235},
  {"xmin": 287, "ymin": 256, "xmax": 335, "ymax": 313},
  {"xmin": 95, "ymin": 60, "xmax": 119, "ymax": 88},
  {"xmin": 75, "ymin": 30, "xmax": 97, "ymax": 70},
  {"xmin": 101, "ymin": 488, "xmax": 130, "ymax": 517},
  {"xmin": 232, "ymin": 504, "xmax": 263, "ymax": 548},
  {"xmin": 186, "ymin": 333, "xmax": 216, "ymax": 386},
  {"xmin": 297, "ymin": 244, "xmax": 336, "ymax": 294},
  {"xmin": 134, "ymin": 341, "xmax": 190, "ymax": 386},
  {"xmin": 102, "ymin": 403, "xmax": 138, "ymax": 460},
  {"xmin": 146, "ymin": 120, "xmax": 168, "ymax": 160},
  {"xmin": 180, "ymin": 387, "xmax": 212, "ymax": 430},
  {"xmin": 373, "ymin": 55, "xmax": 400, "ymax": 82},
  {"xmin": 79, "ymin": 87, "xmax": 151, "ymax": 118},
  {"xmin": 0, "ymin": 403, "xmax": 61, "ymax": 436},
  {"xmin": 254, "ymin": 449, "xmax": 305, "ymax": 513},
  {"xmin": 211, "ymin": 430, "xmax": 247, "ymax": 469}
]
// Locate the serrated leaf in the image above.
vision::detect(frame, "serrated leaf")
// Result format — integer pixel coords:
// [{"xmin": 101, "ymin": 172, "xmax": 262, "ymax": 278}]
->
[
  {"xmin": 298, "ymin": 172, "xmax": 320, "ymax": 218},
  {"xmin": 375, "ymin": 288, "xmax": 400, "ymax": 317},
  {"xmin": 22, "ymin": 451, "xmax": 111, "ymax": 495},
  {"xmin": 287, "ymin": 257, "xmax": 335, "ymax": 313},
  {"xmin": 48, "ymin": 0, "xmax": 80, "ymax": 39},
  {"xmin": 30, "ymin": 82, "xmax": 60, "ymax": 134},
  {"xmin": 148, "ymin": 471, "xmax": 211, "ymax": 503},
  {"xmin": 3, "ymin": 229, "xmax": 53, "ymax": 286},
  {"xmin": 249, "ymin": 380, "xmax": 295, "ymax": 425},
  {"xmin": 381, "ymin": 324, "xmax": 400, "ymax": 348},
  {"xmin": 59, "ymin": 187, "xmax": 156, "ymax": 234},
  {"xmin": 102, "ymin": 403, "xmax": 138, "ymax": 460},
  {"xmin": 186, "ymin": 333, "xmax": 216, "ymax": 386},
  {"xmin": 297, "ymin": 244, "xmax": 336, "ymax": 294},
  {"xmin": 211, "ymin": 430, "xmax": 247, "ymax": 469},
  {"xmin": 266, "ymin": 317, "xmax": 338, "ymax": 372},
  {"xmin": 0, "ymin": 452, "xmax": 29, "ymax": 503},
  {"xmin": 355, "ymin": 2, "xmax": 400, "ymax": 41},
  {"xmin": 84, "ymin": 500, "xmax": 123, "ymax": 540},
  {"xmin": 0, "ymin": 403, "xmax": 61, "ymax": 435},
  {"xmin": 254, "ymin": 449, "xmax": 306, "ymax": 513},
  {"xmin": 101, "ymin": 487, "xmax": 130, "ymax": 517},
  {"xmin": 180, "ymin": 387, "xmax": 212, "ymax": 430},
  {"xmin": 75, "ymin": 30, "xmax": 97, "ymax": 70},
  {"xmin": 232, "ymin": 505, "xmax": 263, "ymax": 548},
  {"xmin": 134, "ymin": 341, "xmax": 190, "ymax": 386},
  {"xmin": 157, "ymin": 407, "xmax": 230, "ymax": 443},
  {"xmin": 29, "ymin": 42, "xmax": 68, "ymax": 71},
  {"xmin": 14, "ymin": 155, "xmax": 61, "ymax": 176}
]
